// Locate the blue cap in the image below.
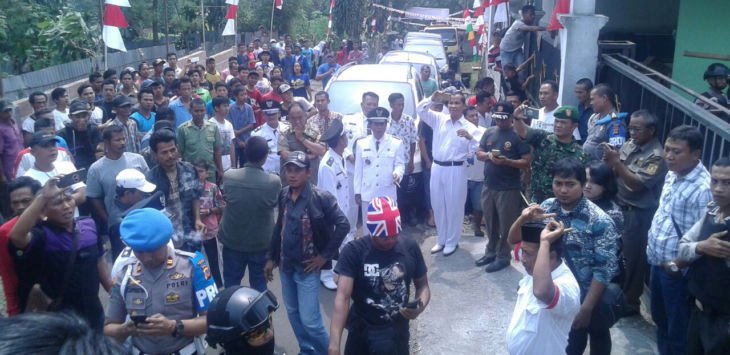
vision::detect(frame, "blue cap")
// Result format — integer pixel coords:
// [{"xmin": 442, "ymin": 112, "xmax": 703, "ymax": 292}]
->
[{"xmin": 120, "ymin": 208, "xmax": 173, "ymax": 252}]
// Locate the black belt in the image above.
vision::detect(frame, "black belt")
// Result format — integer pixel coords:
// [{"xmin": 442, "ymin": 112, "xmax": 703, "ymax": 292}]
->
[{"xmin": 433, "ymin": 160, "xmax": 464, "ymax": 166}]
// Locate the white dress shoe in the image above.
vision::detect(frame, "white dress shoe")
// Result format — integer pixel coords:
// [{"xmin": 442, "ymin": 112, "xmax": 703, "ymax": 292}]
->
[
  {"xmin": 443, "ymin": 244, "xmax": 458, "ymax": 256},
  {"xmin": 430, "ymin": 244, "xmax": 444, "ymax": 254}
]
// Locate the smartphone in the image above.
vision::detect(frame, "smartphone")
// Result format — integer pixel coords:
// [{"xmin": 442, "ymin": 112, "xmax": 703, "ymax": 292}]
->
[
  {"xmin": 131, "ymin": 314, "xmax": 147, "ymax": 325},
  {"xmin": 524, "ymin": 107, "xmax": 539, "ymax": 120},
  {"xmin": 491, "ymin": 149, "xmax": 502, "ymax": 157},
  {"xmin": 57, "ymin": 168, "xmax": 87, "ymax": 188},
  {"xmin": 191, "ymin": 56, "xmax": 200, "ymax": 64},
  {"xmin": 406, "ymin": 299, "xmax": 420, "ymax": 309}
]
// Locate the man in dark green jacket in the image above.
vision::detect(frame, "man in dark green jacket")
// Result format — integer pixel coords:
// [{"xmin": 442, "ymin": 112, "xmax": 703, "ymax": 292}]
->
[{"xmin": 218, "ymin": 136, "xmax": 281, "ymax": 291}]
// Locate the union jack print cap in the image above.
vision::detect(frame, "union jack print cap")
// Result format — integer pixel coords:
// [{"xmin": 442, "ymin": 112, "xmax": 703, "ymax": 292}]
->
[{"xmin": 366, "ymin": 196, "xmax": 401, "ymax": 239}]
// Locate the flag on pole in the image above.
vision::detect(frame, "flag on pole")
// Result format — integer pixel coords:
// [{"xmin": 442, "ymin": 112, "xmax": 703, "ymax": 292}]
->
[
  {"xmin": 275, "ymin": 0, "xmax": 283, "ymax": 10},
  {"xmin": 547, "ymin": 0, "xmax": 570, "ymax": 31},
  {"xmin": 222, "ymin": 0, "xmax": 239, "ymax": 36},
  {"xmin": 102, "ymin": 0, "xmax": 130, "ymax": 52},
  {"xmin": 326, "ymin": 0, "xmax": 334, "ymax": 40}
]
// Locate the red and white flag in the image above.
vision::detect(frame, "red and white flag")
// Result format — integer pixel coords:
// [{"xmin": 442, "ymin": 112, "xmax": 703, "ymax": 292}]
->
[
  {"xmin": 222, "ymin": 0, "xmax": 239, "ymax": 36},
  {"xmin": 103, "ymin": 0, "xmax": 130, "ymax": 52},
  {"xmin": 326, "ymin": 0, "xmax": 334, "ymax": 40},
  {"xmin": 275, "ymin": 0, "xmax": 283, "ymax": 10}
]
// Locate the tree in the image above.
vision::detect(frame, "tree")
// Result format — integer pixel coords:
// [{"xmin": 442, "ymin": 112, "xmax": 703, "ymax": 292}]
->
[{"xmin": 333, "ymin": 0, "xmax": 369, "ymax": 39}]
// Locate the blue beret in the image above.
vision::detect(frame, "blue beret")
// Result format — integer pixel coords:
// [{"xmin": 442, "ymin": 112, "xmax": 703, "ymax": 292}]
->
[{"xmin": 120, "ymin": 208, "xmax": 173, "ymax": 252}]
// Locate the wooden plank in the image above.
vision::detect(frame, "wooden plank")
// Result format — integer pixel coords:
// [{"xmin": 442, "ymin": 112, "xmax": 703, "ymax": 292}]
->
[{"xmin": 683, "ymin": 50, "xmax": 730, "ymax": 61}]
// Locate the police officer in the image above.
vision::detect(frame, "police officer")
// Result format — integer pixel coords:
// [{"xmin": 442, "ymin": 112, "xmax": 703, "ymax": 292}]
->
[
  {"xmin": 252, "ymin": 100, "xmax": 286, "ymax": 175},
  {"xmin": 318, "ymin": 119, "xmax": 354, "ymax": 290},
  {"xmin": 329, "ymin": 196, "xmax": 431, "ymax": 355},
  {"xmin": 207, "ymin": 286, "xmax": 279, "ymax": 355},
  {"xmin": 354, "ymin": 107, "xmax": 406, "ymax": 235},
  {"xmin": 678, "ymin": 157, "xmax": 730, "ymax": 354},
  {"xmin": 696, "ymin": 63, "xmax": 729, "ymax": 116},
  {"xmin": 104, "ymin": 208, "xmax": 218, "ymax": 355},
  {"xmin": 602, "ymin": 110, "xmax": 667, "ymax": 316}
]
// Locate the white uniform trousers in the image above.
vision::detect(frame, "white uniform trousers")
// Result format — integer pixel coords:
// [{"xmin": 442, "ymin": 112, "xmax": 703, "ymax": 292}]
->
[{"xmin": 430, "ymin": 164, "xmax": 468, "ymax": 249}]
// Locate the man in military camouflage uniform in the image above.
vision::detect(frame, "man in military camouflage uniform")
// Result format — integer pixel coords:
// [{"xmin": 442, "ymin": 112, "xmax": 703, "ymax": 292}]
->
[
  {"xmin": 514, "ymin": 105, "xmax": 587, "ymax": 203},
  {"xmin": 105, "ymin": 208, "xmax": 217, "ymax": 355},
  {"xmin": 602, "ymin": 109, "xmax": 667, "ymax": 315}
]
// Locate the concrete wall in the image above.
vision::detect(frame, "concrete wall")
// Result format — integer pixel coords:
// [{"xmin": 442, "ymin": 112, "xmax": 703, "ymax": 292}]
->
[
  {"xmin": 10, "ymin": 47, "xmax": 236, "ymax": 119},
  {"xmin": 671, "ymin": 0, "xmax": 730, "ymax": 94}
]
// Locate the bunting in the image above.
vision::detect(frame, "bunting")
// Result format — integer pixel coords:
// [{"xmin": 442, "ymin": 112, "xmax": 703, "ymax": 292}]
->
[
  {"xmin": 222, "ymin": 0, "xmax": 239, "ymax": 36},
  {"xmin": 102, "ymin": 0, "xmax": 130, "ymax": 52},
  {"xmin": 275, "ymin": 0, "xmax": 283, "ymax": 10}
]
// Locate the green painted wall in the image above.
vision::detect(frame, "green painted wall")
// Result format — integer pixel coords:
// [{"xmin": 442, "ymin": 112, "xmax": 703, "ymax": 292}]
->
[{"xmin": 672, "ymin": 0, "xmax": 730, "ymax": 93}]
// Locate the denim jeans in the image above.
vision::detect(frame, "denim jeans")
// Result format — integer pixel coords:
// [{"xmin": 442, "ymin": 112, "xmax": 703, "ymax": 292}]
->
[
  {"xmin": 222, "ymin": 246, "xmax": 267, "ymax": 292},
  {"xmin": 280, "ymin": 267, "xmax": 329, "ymax": 355},
  {"xmin": 650, "ymin": 265, "xmax": 689, "ymax": 355},
  {"xmin": 501, "ymin": 48, "xmax": 525, "ymax": 71}
]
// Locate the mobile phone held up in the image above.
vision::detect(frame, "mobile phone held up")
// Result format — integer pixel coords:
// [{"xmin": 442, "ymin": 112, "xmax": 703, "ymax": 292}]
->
[
  {"xmin": 524, "ymin": 107, "xmax": 539, "ymax": 120},
  {"xmin": 57, "ymin": 168, "xmax": 87, "ymax": 188}
]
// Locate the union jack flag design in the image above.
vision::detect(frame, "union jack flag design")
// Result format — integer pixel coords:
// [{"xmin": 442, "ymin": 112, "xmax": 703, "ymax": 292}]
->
[{"xmin": 366, "ymin": 196, "xmax": 401, "ymax": 238}]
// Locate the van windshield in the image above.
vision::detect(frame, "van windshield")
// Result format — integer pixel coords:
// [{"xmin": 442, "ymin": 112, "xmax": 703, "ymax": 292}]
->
[{"xmin": 326, "ymin": 81, "xmax": 417, "ymax": 118}]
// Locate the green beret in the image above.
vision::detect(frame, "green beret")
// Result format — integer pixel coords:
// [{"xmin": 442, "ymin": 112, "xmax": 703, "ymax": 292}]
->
[{"xmin": 553, "ymin": 106, "xmax": 579, "ymax": 122}]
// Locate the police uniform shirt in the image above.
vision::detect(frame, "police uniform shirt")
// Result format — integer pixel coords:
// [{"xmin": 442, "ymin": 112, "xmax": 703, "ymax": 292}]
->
[
  {"xmin": 335, "ymin": 236, "xmax": 427, "ymax": 326},
  {"xmin": 318, "ymin": 148, "xmax": 350, "ymax": 214},
  {"xmin": 353, "ymin": 134, "xmax": 406, "ymax": 203},
  {"xmin": 106, "ymin": 246, "xmax": 218, "ymax": 354},
  {"xmin": 252, "ymin": 122, "xmax": 283, "ymax": 175},
  {"xmin": 615, "ymin": 138, "xmax": 667, "ymax": 209}
]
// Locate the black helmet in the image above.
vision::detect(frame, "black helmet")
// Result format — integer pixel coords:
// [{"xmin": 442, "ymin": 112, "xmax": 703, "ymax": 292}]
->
[
  {"xmin": 206, "ymin": 286, "xmax": 279, "ymax": 346},
  {"xmin": 703, "ymin": 63, "xmax": 729, "ymax": 80}
]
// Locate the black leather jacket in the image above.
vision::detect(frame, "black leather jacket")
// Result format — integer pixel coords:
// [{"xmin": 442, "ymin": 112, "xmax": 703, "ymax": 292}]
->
[{"xmin": 269, "ymin": 182, "xmax": 350, "ymax": 269}]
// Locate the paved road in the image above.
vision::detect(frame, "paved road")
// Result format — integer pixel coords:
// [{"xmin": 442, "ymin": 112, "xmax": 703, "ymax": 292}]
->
[{"xmin": 260, "ymin": 223, "xmax": 659, "ymax": 355}]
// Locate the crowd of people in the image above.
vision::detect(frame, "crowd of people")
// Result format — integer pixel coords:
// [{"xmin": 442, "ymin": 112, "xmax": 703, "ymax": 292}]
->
[{"xmin": 0, "ymin": 26, "xmax": 728, "ymax": 355}]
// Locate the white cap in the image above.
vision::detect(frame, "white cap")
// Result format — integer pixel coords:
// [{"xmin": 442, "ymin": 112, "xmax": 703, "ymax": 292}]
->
[{"xmin": 116, "ymin": 169, "xmax": 156, "ymax": 193}]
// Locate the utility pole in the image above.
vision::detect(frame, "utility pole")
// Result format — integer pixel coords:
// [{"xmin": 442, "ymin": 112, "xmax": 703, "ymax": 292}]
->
[
  {"xmin": 164, "ymin": 0, "xmax": 170, "ymax": 54},
  {"xmin": 557, "ymin": 0, "xmax": 608, "ymax": 107},
  {"xmin": 201, "ymin": 0, "xmax": 207, "ymax": 54}
]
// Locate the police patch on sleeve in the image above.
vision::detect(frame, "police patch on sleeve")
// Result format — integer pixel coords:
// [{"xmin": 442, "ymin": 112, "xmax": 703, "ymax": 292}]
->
[{"xmin": 191, "ymin": 251, "xmax": 218, "ymax": 313}]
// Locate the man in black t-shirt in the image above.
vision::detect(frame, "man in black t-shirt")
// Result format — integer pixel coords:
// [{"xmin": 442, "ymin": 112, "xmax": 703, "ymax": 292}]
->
[
  {"xmin": 474, "ymin": 103, "xmax": 531, "ymax": 273},
  {"xmin": 329, "ymin": 196, "xmax": 430, "ymax": 355}
]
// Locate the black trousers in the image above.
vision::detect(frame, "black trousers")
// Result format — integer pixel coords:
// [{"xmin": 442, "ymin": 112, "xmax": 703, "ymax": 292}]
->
[
  {"xmin": 621, "ymin": 206, "xmax": 656, "ymax": 307},
  {"xmin": 688, "ymin": 303, "xmax": 730, "ymax": 355},
  {"xmin": 344, "ymin": 318, "xmax": 409, "ymax": 355}
]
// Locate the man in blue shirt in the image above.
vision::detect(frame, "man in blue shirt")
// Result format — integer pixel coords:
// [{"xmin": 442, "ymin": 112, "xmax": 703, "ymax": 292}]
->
[
  {"xmin": 281, "ymin": 46, "xmax": 296, "ymax": 82},
  {"xmin": 168, "ymin": 77, "xmax": 194, "ymax": 128},
  {"xmin": 227, "ymin": 87, "xmax": 256, "ymax": 167},
  {"xmin": 315, "ymin": 53, "xmax": 341, "ymax": 88}
]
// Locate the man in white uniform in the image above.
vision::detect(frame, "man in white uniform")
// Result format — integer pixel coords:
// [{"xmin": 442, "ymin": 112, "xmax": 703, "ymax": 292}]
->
[
  {"xmin": 317, "ymin": 119, "xmax": 352, "ymax": 290},
  {"xmin": 342, "ymin": 92, "xmax": 379, "ymax": 228},
  {"xmin": 252, "ymin": 100, "xmax": 285, "ymax": 175},
  {"xmin": 506, "ymin": 220, "xmax": 581, "ymax": 355},
  {"xmin": 353, "ymin": 107, "xmax": 405, "ymax": 236},
  {"xmin": 417, "ymin": 91, "xmax": 479, "ymax": 256}
]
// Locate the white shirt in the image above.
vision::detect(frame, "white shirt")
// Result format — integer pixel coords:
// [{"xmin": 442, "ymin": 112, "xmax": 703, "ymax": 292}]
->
[
  {"xmin": 53, "ymin": 109, "xmax": 71, "ymax": 126},
  {"xmin": 251, "ymin": 122, "xmax": 282, "ymax": 175},
  {"xmin": 416, "ymin": 97, "xmax": 479, "ymax": 162},
  {"xmin": 506, "ymin": 262, "xmax": 581, "ymax": 355},
  {"xmin": 21, "ymin": 114, "xmax": 67, "ymax": 133},
  {"xmin": 342, "ymin": 112, "xmax": 368, "ymax": 173},
  {"xmin": 15, "ymin": 149, "xmax": 74, "ymax": 179},
  {"xmin": 467, "ymin": 126, "xmax": 486, "ymax": 182},
  {"xmin": 90, "ymin": 106, "xmax": 104, "ymax": 125},
  {"xmin": 317, "ymin": 148, "xmax": 350, "ymax": 213},
  {"xmin": 209, "ymin": 117, "xmax": 235, "ymax": 171},
  {"xmin": 530, "ymin": 107, "xmax": 581, "ymax": 140},
  {"xmin": 353, "ymin": 134, "xmax": 406, "ymax": 202}
]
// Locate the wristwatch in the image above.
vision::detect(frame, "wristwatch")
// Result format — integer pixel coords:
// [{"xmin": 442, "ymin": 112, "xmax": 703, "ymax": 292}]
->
[{"xmin": 172, "ymin": 320, "xmax": 184, "ymax": 338}]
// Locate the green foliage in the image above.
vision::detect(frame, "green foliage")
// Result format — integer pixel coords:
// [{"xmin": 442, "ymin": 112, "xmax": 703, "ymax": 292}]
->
[{"xmin": 333, "ymin": 0, "xmax": 369, "ymax": 39}]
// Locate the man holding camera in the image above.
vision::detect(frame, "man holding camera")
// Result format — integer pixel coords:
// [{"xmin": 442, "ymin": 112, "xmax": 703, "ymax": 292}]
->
[{"xmin": 678, "ymin": 157, "xmax": 730, "ymax": 354}]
